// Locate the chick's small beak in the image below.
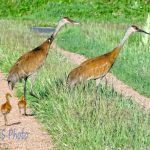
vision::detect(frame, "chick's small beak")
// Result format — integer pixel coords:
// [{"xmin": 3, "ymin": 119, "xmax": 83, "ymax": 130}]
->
[{"xmin": 138, "ymin": 29, "xmax": 150, "ymax": 35}]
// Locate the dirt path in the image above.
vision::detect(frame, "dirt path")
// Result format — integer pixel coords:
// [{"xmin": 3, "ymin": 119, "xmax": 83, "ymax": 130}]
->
[
  {"xmin": 52, "ymin": 43, "xmax": 150, "ymax": 111},
  {"xmin": 0, "ymin": 72, "xmax": 53, "ymax": 150}
]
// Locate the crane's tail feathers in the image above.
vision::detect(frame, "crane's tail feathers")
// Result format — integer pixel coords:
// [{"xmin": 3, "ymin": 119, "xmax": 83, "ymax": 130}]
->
[{"xmin": 66, "ymin": 78, "xmax": 77, "ymax": 89}]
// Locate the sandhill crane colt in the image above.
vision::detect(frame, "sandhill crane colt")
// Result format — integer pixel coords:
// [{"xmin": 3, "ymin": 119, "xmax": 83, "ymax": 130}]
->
[
  {"xmin": 1, "ymin": 93, "xmax": 12, "ymax": 126},
  {"xmin": 18, "ymin": 96, "xmax": 27, "ymax": 115},
  {"xmin": 67, "ymin": 25, "xmax": 150, "ymax": 98},
  {"xmin": 7, "ymin": 17, "xmax": 79, "ymax": 99}
]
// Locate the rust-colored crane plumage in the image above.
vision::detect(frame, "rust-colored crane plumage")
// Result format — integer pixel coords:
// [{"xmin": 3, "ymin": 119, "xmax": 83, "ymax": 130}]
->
[
  {"xmin": 18, "ymin": 96, "xmax": 27, "ymax": 115},
  {"xmin": 67, "ymin": 25, "xmax": 150, "ymax": 97},
  {"xmin": 7, "ymin": 17, "xmax": 79, "ymax": 99},
  {"xmin": 1, "ymin": 93, "xmax": 12, "ymax": 126}
]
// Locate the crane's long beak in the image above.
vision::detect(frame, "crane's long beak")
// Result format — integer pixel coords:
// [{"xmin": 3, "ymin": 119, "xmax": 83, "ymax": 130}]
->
[
  {"xmin": 138, "ymin": 29, "xmax": 150, "ymax": 35},
  {"xmin": 69, "ymin": 19, "xmax": 80, "ymax": 25},
  {"xmin": 72, "ymin": 21, "xmax": 80, "ymax": 25}
]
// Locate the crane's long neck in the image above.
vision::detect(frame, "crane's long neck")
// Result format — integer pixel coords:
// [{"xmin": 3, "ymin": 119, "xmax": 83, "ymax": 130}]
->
[
  {"xmin": 48, "ymin": 21, "xmax": 65, "ymax": 45},
  {"xmin": 117, "ymin": 27, "xmax": 133, "ymax": 48},
  {"xmin": 110, "ymin": 27, "xmax": 133, "ymax": 62},
  {"xmin": 39, "ymin": 30, "xmax": 57, "ymax": 51},
  {"xmin": 34, "ymin": 22, "xmax": 65, "ymax": 54},
  {"xmin": 52, "ymin": 22, "xmax": 64, "ymax": 39}
]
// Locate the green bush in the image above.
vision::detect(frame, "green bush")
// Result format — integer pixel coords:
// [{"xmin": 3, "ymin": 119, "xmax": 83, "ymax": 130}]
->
[{"xmin": 0, "ymin": 0, "xmax": 149, "ymax": 23}]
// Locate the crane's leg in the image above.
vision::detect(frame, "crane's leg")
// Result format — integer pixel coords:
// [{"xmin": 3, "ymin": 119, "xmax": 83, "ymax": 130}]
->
[
  {"xmin": 24, "ymin": 77, "xmax": 28, "ymax": 100},
  {"xmin": 24, "ymin": 107, "xmax": 27, "ymax": 116},
  {"xmin": 95, "ymin": 78, "xmax": 101, "ymax": 100},
  {"xmin": 104, "ymin": 76, "xmax": 108, "ymax": 89},
  {"xmin": 4, "ymin": 114, "xmax": 7, "ymax": 126},
  {"xmin": 91, "ymin": 78, "xmax": 101, "ymax": 110},
  {"xmin": 19, "ymin": 108, "xmax": 21, "ymax": 114},
  {"xmin": 29, "ymin": 73, "xmax": 39, "ymax": 99}
]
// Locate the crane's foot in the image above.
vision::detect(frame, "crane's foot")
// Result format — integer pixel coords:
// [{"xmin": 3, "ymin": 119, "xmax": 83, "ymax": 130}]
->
[
  {"xmin": 5, "ymin": 122, "xmax": 8, "ymax": 126},
  {"xmin": 29, "ymin": 91, "xmax": 40, "ymax": 99},
  {"xmin": 19, "ymin": 108, "xmax": 21, "ymax": 114},
  {"xmin": 23, "ymin": 113, "xmax": 27, "ymax": 116}
]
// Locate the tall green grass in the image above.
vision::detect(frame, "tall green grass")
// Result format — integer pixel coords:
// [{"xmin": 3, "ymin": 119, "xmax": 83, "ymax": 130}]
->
[
  {"xmin": 0, "ymin": 20, "xmax": 149, "ymax": 149},
  {"xmin": 56, "ymin": 22, "xmax": 150, "ymax": 97},
  {"xmin": 0, "ymin": 0, "xmax": 149, "ymax": 23}
]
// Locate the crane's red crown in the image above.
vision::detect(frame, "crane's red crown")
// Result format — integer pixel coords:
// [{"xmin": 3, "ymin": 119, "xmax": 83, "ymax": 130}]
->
[
  {"xmin": 63, "ymin": 17, "xmax": 80, "ymax": 25},
  {"xmin": 131, "ymin": 25, "xmax": 139, "ymax": 30},
  {"xmin": 63, "ymin": 17, "xmax": 72, "ymax": 22}
]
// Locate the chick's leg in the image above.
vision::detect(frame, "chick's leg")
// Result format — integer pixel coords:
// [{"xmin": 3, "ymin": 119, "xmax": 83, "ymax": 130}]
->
[
  {"xmin": 24, "ymin": 107, "xmax": 27, "ymax": 116},
  {"xmin": 4, "ymin": 114, "xmax": 7, "ymax": 126},
  {"xmin": 95, "ymin": 78, "xmax": 101, "ymax": 101}
]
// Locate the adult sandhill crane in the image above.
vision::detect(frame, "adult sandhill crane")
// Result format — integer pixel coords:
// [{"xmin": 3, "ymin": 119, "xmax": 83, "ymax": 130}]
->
[
  {"xmin": 7, "ymin": 17, "xmax": 79, "ymax": 99},
  {"xmin": 67, "ymin": 25, "xmax": 150, "ymax": 98}
]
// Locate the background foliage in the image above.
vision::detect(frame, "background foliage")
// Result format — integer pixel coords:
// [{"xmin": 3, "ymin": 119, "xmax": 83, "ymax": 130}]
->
[{"xmin": 0, "ymin": 0, "xmax": 149, "ymax": 23}]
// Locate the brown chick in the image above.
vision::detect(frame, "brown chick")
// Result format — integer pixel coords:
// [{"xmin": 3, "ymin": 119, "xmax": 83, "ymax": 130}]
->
[
  {"xmin": 1, "ymin": 93, "xmax": 12, "ymax": 126},
  {"xmin": 18, "ymin": 96, "xmax": 27, "ymax": 115}
]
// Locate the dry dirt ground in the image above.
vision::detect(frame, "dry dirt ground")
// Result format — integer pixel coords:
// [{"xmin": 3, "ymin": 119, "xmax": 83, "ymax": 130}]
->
[
  {"xmin": 52, "ymin": 43, "xmax": 150, "ymax": 111},
  {"xmin": 0, "ymin": 72, "xmax": 53, "ymax": 150}
]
